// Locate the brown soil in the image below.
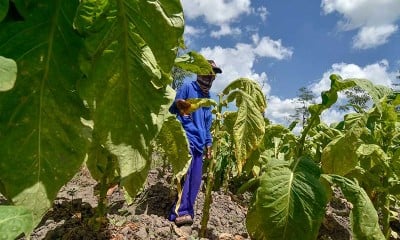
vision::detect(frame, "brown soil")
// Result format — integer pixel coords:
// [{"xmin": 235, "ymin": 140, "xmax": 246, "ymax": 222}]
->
[{"xmin": 11, "ymin": 164, "xmax": 374, "ymax": 240}]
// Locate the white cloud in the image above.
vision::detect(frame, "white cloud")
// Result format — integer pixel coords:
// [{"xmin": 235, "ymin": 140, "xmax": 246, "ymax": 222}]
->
[
  {"xmin": 266, "ymin": 96, "xmax": 300, "ymax": 125},
  {"xmin": 320, "ymin": 108, "xmax": 348, "ymax": 126},
  {"xmin": 253, "ymin": 35, "xmax": 293, "ymax": 60},
  {"xmin": 210, "ymin": 24, "xmax": 242, "ymax": 38},
  {"xmin": 321, "ymin": 0, "xmax": 400, "ymax": 49},
  {"xmin": 185, "ymin": 25, "xmax": 206, "ymax": 36},
  {"xmin": 183, "ymin": 25, "xmax": 206, "ymax": 47},
  {"xmin": 255, "ymin": 6, "xmax": 268, "ymax": 22},
  {"xmin": 199, "ymin": 35, "xmax": 292, "ymax": 94},
  {"xmin": 182, "ymin": 0, "xmax": 251, "ymax": 38},
  {"xmin": 353, "ymin": 25, "xmax": 398, "ymax": 49},
  {"xmin": 182, "ymin": 0, "xmax": 251, "ymax": 25}
]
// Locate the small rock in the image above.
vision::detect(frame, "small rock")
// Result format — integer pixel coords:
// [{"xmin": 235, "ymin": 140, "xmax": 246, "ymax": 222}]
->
[
  {"xmin": 134, "ymin": 226, "xmax": 148, "ymax": 239},
  {"xmin": 155, "ymin": 226, "xmax": 171, "ymax": 234},
  {"xmin": 234, "ymin": 234, "xmax": 245, "ymax": 240},
  {"xmin": 219, "ymin": 232, "xmax": 234, "ymax": 239},
  {"xmin": 173, "ymin": 224, "xmax": 191, "ymax": 237},
  {"xmin": 120, "ymin": 225, "xmax": 132, "ymax": 235}
]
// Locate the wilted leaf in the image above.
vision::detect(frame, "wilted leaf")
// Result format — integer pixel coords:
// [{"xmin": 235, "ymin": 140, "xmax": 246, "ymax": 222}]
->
[
  {"xmin": 185, "ymin": 98, "xmax": 217, "ymax": 113},
  {"xmin": 155, "ymin": 115, "xmax": 191, "ymax": 180},
  {"xmin": 226, "ymin": 90, "xmax": 265, "ymax": 173},
  {"xmin": 223, "ymin": 78, "xmax": 266, "ymax": 112}
]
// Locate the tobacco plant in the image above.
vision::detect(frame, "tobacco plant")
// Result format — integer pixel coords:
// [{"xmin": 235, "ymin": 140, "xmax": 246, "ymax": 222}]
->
[
  {"xmin": 245, "ymin": 74, "xmax": 397, "ymax": 240},
  {"xmin": 197, "ymin": 78, "xmax": 267, "ymax": 237},
  {"xmin": 0, "ymin": 0, "xmax": 186, "ymax": 238}
]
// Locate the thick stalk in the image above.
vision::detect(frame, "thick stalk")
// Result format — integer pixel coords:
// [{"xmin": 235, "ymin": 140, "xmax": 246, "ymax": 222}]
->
[
  {"xmin": 199, "ymin": 148, "xmax": 217, "ymax": 237},
  {"xmin": 92, "ymin": 153, "xmax": 115, "ymax": 230},
  {"xmin": 199, "ymin": 94, "xmax": 223, "ymax": 238}
]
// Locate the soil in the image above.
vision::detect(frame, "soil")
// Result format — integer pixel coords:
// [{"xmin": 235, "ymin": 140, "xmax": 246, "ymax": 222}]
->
[{"xmin": 9, "ymin": 164, "xmax": 386, "ymax": 240}]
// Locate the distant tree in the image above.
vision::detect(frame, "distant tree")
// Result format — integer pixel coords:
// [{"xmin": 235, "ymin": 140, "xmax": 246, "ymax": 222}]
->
[
  {"xmin": 171, "ymin": 66, "xmax": 192, "ymax": 90},
  {"xmin": 290, "ymin": 87, "xmax": 315, "ymax": 127},
  {"xmin": 339, "ymin": 86, "xmax": 371, "ymax": 113},
  {"xmin": 394, "ymin": 69, "xmax": 400, "ymax": 90}
]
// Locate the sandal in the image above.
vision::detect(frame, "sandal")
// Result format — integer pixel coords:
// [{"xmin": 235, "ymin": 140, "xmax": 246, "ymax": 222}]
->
[{"xmin": 175, "ymin": 214, "xmax": 193, "ymax": 226}]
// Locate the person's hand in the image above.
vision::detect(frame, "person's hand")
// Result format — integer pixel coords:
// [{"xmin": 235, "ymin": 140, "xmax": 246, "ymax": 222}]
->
[
  {"xmin": 206, "ymin": 146, "xmax": 213, "ymax": 159},
  {"xmin": 176, "ymin": 99, "xmax": 191, "ymax": 116}
]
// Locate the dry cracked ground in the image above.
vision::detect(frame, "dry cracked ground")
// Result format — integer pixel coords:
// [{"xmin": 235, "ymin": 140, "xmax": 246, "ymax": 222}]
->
[{"xmin": 8, "ymin": 163, "xmax": 392, "ymax": 240}]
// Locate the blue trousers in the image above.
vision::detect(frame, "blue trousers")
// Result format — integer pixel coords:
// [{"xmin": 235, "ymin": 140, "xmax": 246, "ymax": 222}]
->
[{"xmin": 169, "ymin": 147, "xmax": 203, "ymax": 221}]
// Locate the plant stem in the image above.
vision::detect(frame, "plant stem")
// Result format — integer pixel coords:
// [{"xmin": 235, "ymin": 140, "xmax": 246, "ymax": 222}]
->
[
  {"xmin": 199, "ymin": 94, "xmax": 223, "ymax": 238},
  {"xmin": 93, "ymin": 154, "xmax": 115, "ymax": 230},
  {"xmin": 199, "ymin": 153, "xmax": 217, "ymax": 237}
]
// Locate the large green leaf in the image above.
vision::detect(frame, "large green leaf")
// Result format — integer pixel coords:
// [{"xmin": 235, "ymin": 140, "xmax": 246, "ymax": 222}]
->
[
  {"xmin": 0, "ymin": 0, "xmax": 89, "ymax": 233},
  {"xmin": 0, "ymin": 206, "xmax": 35, "ymax": 240},
  {"xmin": 155, "ymin": 115, "xmax": 191, "ymax": 180},
  {"xmin": 226, "ymin": 89, "xmax": 265, "ymax": 173},
  {"xmin": 0, "ymin": 56, "xmax": 17, "ymax": 91},
  {"xmin": 323, "ymin": 174, "xmax": 385, "ymax": 240},
  {"xmin": 74, "ymin": 0, "xmax": 184, "ymax": 196},
  {"xmin": 321, "ymin": 127, "xmax": 363, "ymax": 176},
  {"xmin": 357, "ymin": 144, "xmax": 390, "ymax": 170},
  {"xmin": 246, "ymin": 157, "xmax": 327, "ymax": 240}
]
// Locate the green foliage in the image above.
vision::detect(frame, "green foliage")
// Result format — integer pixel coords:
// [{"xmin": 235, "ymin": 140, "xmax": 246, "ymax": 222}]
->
[
  {"xmin": 0, "ymin": 0, "xmax": 184, "ymax": 237},
  {"xmin": 246, "ymin": 157, "xmax": 327, "ymax": 240},
  {"xmin": 245, "ymin": 74, "xmax": 397, "ymax": 239},
  {"xmin": 200, "ymin": 78, "xmax": 266, "ymax": 236},
  {"xmin": 0, "ymin": 0, "xmax": 90, "ymax": 232},
  {"xmin": 74, "ymin": 0, "xmax": 183, "ymax": 197},
  {"xmin": 321, "ymin": 127, "xmax": 364, "ymax": 175}
]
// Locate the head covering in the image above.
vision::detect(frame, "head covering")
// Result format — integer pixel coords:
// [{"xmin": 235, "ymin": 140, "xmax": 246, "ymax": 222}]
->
[
  {"xmin": 197, "ymin": 60, "xmax": 222, "ymax": 95},
  {"xmin": 208, "ymin": 60, "xmax": 222, "ymax": 74}
]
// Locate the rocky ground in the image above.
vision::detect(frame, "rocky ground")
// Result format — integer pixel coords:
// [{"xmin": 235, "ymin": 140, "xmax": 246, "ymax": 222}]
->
[{"xmin": 12, "ymin": 164, "xmax": 390, "ymax": 240}]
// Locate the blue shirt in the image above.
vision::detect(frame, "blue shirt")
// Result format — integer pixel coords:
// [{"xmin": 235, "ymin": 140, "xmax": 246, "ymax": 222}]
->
[{"xmin": 169, "ymin": 81, "xmax": 213, "ymax": 153}]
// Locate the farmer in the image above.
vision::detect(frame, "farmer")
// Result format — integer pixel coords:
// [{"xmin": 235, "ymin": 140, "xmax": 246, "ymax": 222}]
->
[{"xmin": 168, "ymin": 60, "xmax": 222, "ymax": 226}]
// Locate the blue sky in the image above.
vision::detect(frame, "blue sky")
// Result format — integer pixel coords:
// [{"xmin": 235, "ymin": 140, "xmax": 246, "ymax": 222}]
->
[{"xmin": 181, "ymin": 0, "xmax": 400, "ymax": 126}]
